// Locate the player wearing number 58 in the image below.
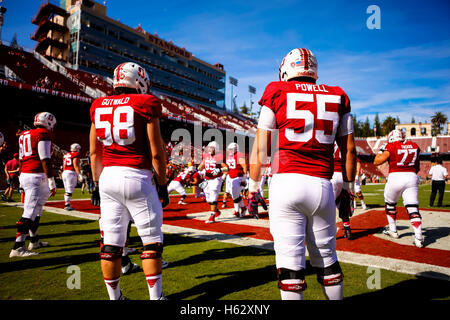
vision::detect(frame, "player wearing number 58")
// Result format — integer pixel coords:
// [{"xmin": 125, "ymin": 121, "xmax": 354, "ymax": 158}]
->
[{"xmin": 89, "ymin": 62, "xmax": 169, "ymax": 300}]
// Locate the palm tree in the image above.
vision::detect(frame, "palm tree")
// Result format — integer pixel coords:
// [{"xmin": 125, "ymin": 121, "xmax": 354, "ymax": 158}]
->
[{"xmin": 431, "ymin": 112, "xmax": 448, "ymax": 136}]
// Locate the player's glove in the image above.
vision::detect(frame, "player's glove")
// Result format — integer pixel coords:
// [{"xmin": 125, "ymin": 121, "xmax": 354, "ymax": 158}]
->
[
  {"xmin": 378, "ymin": 143, "xmax": 387, "ymax": 153},
  {"xmin": 198, "ymin": 180, "xmax": 208, "ymax": 190},
  {"xmin": 156, "ymin": 182, "xmax": 170, "ymax": 208},
  {"xmin": 343, "ymin": 181, "xmax": 355, "ymax": 195},
  {"xmin": 337, "ymin": 188, "xmax": 355, "ymax": 220},
  {"xmin": 247, "ymin": 191, "xmax": 268, "ymax": 219},
  {"xmin": 48, "ymin": 177, "xmax": 57, "ymax": 197},
  {"xmin": 91, "ymin": 181, "xmax": 100, "ymax": 206}
]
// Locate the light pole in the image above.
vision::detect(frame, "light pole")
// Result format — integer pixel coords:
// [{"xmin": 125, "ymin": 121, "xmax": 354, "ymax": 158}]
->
[
  {"xmin": 249, "ymin": 85, "xmax": 256, "ymax": 118},
  {"xmin": 229, "ymin": 76, "xmax": 238, "ymax": 112},
  {"xmin": 0, "ymin": 3, "xmax": 7, "ymax": 44}
]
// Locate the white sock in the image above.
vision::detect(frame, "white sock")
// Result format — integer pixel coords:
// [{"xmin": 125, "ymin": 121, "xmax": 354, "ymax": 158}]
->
[
  {"xmin": 145, "ymin": 273, "xmax": 162, "ymax": 300},
  {"xmin": 64, "ymin": 194, "xmax": 71, "ymax": 205},
  {"xmin": 410, "ymin": 217, "xmax": 423, "ymax": 240},
  {"xmin": 104, "ymin": 277, "xmax": 121, "ymax": 300},
  {"xmin": 386, "ymin": 214, "xmax": 397, "ymax": 232},
  {"xmin": 321, "ymin": 282, "xmax": 344, "ymax": 300},
  {"xmin": 233, "ymin": 202, "xmax": 240, "ymax": 212}
]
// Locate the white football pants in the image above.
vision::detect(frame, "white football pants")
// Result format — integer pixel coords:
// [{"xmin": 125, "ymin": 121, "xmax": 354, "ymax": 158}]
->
[
  {"xmin": 167, "ymin": 180, "xmax": 186, "ymax": 196},
  {"xmin": 384, "ymin": 172, "xmax": 419, "ymax": 206},
  {"xmin": 62, "ymin": 170, "xmax": 78, "ymax": 194},
  {"xmin": 99, "ymin": 166, "xmax": 163, "ymax": 247},
  {"xmin": 19, "ymin": 173, "xmax": 49, "ymax": 220},
  {"xmin": 269, "ymin": 173, "xmax": 338, "ymax": 271}
]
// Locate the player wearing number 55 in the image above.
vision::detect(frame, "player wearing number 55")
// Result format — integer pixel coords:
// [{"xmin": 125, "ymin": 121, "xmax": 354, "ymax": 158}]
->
[
  {"xmin": 249, "ymin": 48, "xmax": 356, "ymax": 300},
  {"xmin": 89, "ymin": 62, "xmax": 169, "ymax": 300},
  {"xmin": 374, "ymin": 129, "xmax": 423, "ymax": 248}
]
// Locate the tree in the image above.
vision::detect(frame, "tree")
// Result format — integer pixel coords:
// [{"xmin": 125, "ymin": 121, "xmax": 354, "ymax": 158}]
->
[
  {"xmin": 352, "ymin": 114, "xmax": 362, "ymax": 137},
  {"xmin": 239, "ymin": 102, "xmax": 249, "ymax": 115},
  {"xmin": 374, "ymin": 113, "xmax": 382, "ymax": 136},
  {"xmin": 382, "ymin": 116, "xmax": 397, "ymax": 135},
  {"xmin": 431, "ymin": 111, "xmax": 448, "ymax": 136},
  {"xmin": 11, "ymin": 33, "xmax": 18, "ymax": 48},
  {"xmin": 361, "ymin": 117, "xmax": 373, "ymax": 137}
]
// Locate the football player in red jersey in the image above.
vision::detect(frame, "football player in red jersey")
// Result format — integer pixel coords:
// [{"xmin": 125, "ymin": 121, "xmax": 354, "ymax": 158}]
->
[
  {"xmin": 374, "ymin": 129, "xmax": 423, "ymax": 247},
  {"xmin": 167, "ymin": 166, "xmax": 194, "ymax": 205},
  {"xmin": 89, "ymin": 62, "xmax": 169, "ymax": 300},
  {"xmin": 198, "ymin": 141, "xmax": 228, "ymax": 223},
  {"xmin": 61, "ymin": 143, "xmax": 82, "ymax": 211},
  {"xmin": 225, "ymin": 142, "xmax": 248, "ymax": 217},
  {"xmin": 9, "ymin": 112, "xmax": 57, "ymax": 258},
  {"xmin": 249, "ymin": 48, "xmax": 356, "ymax": 300}
]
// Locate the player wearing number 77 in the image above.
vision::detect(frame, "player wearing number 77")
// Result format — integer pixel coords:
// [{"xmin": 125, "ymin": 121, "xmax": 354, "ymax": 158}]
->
[
  {"xmin": 373, "ymin": 129, "xmax": 423, "ymax": 248},
  {"xmin": 89, "ymin": 62, "xmax": 169, "ymax": 300},
  {"xmin": 249, "ymin": 48, "xmax": 356, "ymax": 300}
]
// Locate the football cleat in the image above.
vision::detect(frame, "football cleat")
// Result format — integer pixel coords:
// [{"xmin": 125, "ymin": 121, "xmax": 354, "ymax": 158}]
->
[
  {"xmin": 233, "ymin": 211, "xmax": 240, "ymax": 218},
  {"xmin": 414, "ymin": 238, "xmax": 424, "ymax": 248},
  {"xmin": 28, "ymin": 240, "xmax": 49, "ymax": 250},
  {"xmin": 343, "ymin": 226, "xmax": 352, "ymax": 240},
  {"xmin": 118, "ymin": 292, "xmax": 129, "ymax": 300},
  {"xmin": 178, "ymin": 201, "xmax": 188, "ymax": 205},
  {"xmin": 382, "ymin": 227, "xmax": 399, "ymax": 239},
  {"xmin": 122, "ymin": 262, "xmax": 140, "ymax": 275},
  {"xmin": 205, "ymin": 214, "xmax": 215, "ymax": 224},
  {"xmin": 158, "ymin": 293, "xmax": 168, "ymax": 300},
  {"xmin": 240, "ymin": 206, "xmax": 247, "ymax": 217},
  {"xmin": 362, "ymin": 203, "xmax": 368, "ymax": 210},
  {"xmin": 64, "ymin": 205, "xmax": 74, "ymax": 211},
  {"xmin": 214, "ymin": 210, "xmax": 221, "ymax": 218},
  {"xmin": 10, "ymin": 247, "xmax": 39, "ymax": 258},
  {"xmin": 162, "ymin": 260, "xmax": 169, "ymax": 269}
]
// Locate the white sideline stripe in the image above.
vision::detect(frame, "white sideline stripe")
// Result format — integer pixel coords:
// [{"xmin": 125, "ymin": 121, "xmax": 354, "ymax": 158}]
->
[{"xmin": 4, "ymin": 202, "xmax": 449, "ymax": 281}]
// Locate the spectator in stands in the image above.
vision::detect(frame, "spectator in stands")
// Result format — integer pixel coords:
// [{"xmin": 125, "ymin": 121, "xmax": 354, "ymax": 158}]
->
[
  {"xmin": 0, "ymin": 139, "xmax": 8, "ymax": 188},
  {"xmin": 3, "ymin": 153, "xmax": 20, "ymax": 202},
  {"xmin": 428, "ymin": 158, "xmax": 448, "ymax": 207}
]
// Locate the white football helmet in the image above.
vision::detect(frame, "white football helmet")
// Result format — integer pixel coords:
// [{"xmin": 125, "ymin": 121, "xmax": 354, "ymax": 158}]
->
[
  {"xmin": 227, "ymin": 142, "xmax": 238, "ymax": 154},
  {"xmin": 279, "ymin": 48, "xmax": 318, "ymax": 81},
  {"xmin": 207, "ymin": 141, "xmax": 219, "ymax": 155},
  {"xmin": 187, "ymin": 166, "xmax": 196, "ymax": 173},
  {"xmin": 0, "ymin": 131, "xmax": 4, "ymax": 146},
  {"xmin": 70, "ymin": 143, "xmax": 81, "ymax": 152},
  {"xmin": 113, "ymin": 62, "xmax": 151, "ymax": 94},
  {"xmin": 34, "ymin": 112, "xmax": 57, "ymax": 131},
  {"xmin": 387, "ymin": 129, "xmax": 406, "ymax": 143}
]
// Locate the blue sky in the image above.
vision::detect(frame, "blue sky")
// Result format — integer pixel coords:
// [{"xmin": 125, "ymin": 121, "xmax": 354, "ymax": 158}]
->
[{"xmin": 1, "ymin": 0, "xmax": 449, "ymax": 125}]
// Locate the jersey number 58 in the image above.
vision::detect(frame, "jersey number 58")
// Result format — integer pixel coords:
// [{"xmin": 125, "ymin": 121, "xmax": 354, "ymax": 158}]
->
[{"xmin": 95, "ymin": 106, "xmax": 136, "ymax": 146}]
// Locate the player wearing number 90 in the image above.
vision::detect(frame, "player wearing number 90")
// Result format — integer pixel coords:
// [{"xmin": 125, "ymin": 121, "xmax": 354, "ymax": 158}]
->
[
  {"xmin": 89, "ymin": 62, "xmax": 169, "ymax": 300},
  {"xmin": 374, "ymin": 129, "xmax": 423, "ymax": 248},
  {"xmin": 249, "ymin": 48, "xmax": 356, "ymax": 300}
]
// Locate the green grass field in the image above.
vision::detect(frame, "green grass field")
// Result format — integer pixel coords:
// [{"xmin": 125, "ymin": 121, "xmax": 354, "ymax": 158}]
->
[{"xmin": 0, "ymin": 183, "xmax": 449, "ymax": 300}]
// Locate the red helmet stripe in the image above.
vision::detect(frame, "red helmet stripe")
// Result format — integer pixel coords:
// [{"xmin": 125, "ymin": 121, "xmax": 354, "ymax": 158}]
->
[{"xmin": 300, "ymin": 48, "xmax": 309, "ymax": 70}]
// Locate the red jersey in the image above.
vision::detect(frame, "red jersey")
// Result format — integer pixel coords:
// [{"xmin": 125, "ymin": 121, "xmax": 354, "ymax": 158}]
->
[
  {"xmin": 259, "ymin": 81, "xmax": 351, "ymax": 179},
  {"xmin": 386, "ymin": 140, "xmax": 420, "ymax": 173},
  {"xmin": 90, "ymin": 94, "xmax": 162, "ymax": 169},
  {"xmin": 63, "ymin": 151, "xmax": 80, "ymax": 171},
  {"xmin": 5, "ymin": 159, "xmax": 20, "ymax": 178},
  {"xmin": 333, "ymin": 143, "xmax": 342, "ymax": 173},
  {"xmin": 18, "ymin": 128, "xmax": 52, "ymax": 174},
  {"xmin": 203, "ymin": 153, "xmax": 224, "ymax": 180},
  {"xmin": 173, "ymin": 170, "xmax": 191, "ymax": 184},
  {"xmin": 226, "ymin": 152, "xmax": 245, "ymax": 178},
  {"xmin": 191, "ymin": 171, "xmax": 203, "ymax": 183}
]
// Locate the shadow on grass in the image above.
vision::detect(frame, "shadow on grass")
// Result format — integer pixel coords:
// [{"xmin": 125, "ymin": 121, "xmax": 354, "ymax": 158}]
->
[
  {"xmin": 0, "ymin": 228, "xmax": 101, "ymax": 244},
  {"xmin": 0, "ymin": 252, "xmax": 99, "ymax": 274},
  {"xmin": 346, "ymin": 275, "xmax": 450, "ymax": 300},
  {"xmin": 0, "ymin": 219, "xmax": 95, "ymax": 230}
]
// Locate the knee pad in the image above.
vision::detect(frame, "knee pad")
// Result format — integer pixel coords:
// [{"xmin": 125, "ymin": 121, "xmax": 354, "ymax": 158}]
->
[
  {"xmin": 140, "ymin": 242, "xmax": 163, "ymax": 260},
  {"xmin": 233, "ymin": 196, "xmax": 242, "ymax": 203},
  {"xmin": 100, "ymin": 245, "xmax": 123, "ymax": 261},
  {"xmin": 405, "ymin": 204, "xmax": 420, "ymax": 217},
  {"xmin": 277, "ymin": 268, "xmax": 307, "ymax": 292},
  {"xmin": 30, "ymin": 216, "xmax": 41, "ymax": 233},
  {"xmin": 208, "ymin": 201, "xmax": 218, "ymax": 206},
  {"xmin": 385, "ymin": 202, "xmax": 397, "ymax": 216},
  {"xmin": 65, "ymin": 193, "xmax": 72, "ymax": 197},
  {"xmin": 316, "ymin": 261, "xmax": 344, "ymax": 286},
  {"xmin": 16, "ymin": 217, "xmax": 33, "ymax": 234}
]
